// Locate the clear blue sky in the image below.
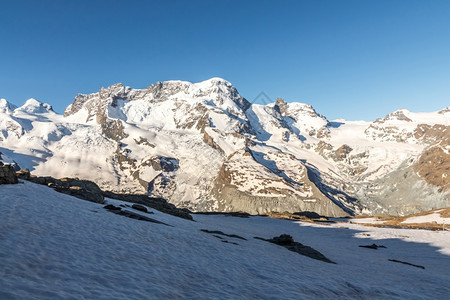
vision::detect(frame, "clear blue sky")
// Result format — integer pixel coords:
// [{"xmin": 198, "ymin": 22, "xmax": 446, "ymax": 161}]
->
[{"xmin": 1, "ymin": 0, "xmax": 449, "ymax": 120}]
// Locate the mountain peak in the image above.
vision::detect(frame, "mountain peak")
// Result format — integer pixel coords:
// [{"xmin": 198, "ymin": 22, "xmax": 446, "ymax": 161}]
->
[
  {"xmin": 201, "ymin": 77, "xmax": 231, "ymax": 85},
  {"xmin": 16, "ymin": 98, "xmax": 54, "ymax": 114},
  {"xmin": 100, "ymin": 83, "xmax": 125, "ymax": 93},
  {"xmin": 190, "ymin": 78, "xmax": 234, "ymax": 93},
  {"xmin": 0, "ymin": 98, "xmax": 17, "ymax": 114},
  {"xmin": 438, "ymin": 106, "xmax": 450, "ymax": 114},
  {"xmin": 375, "ymin": 108, "xmax": 412, "ymax": 123}
]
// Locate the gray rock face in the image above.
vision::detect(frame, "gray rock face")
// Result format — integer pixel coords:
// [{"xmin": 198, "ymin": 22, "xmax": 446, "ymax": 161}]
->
[
  {"xmin": 148, "ymin": 156, "xmax": 179, "ymax": 172},
  {"xmin": 211, "ymin": 185, "xmax": 349, "ymax": 217},
  {"xmin": 355, "ymin": 163, "xmax": 450, "ymax": 216},
  {"xmin": 0, "ymin": 162, "xmax": 18, "ymax": 184},
  {"xmin": 209, "ymin": 153, "xmax": 351, "ymax": 217}
]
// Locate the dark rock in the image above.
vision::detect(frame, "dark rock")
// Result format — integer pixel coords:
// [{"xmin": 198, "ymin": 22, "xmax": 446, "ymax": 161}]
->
[
  {"xmin": 221, "ymin": 240, "xmax": 239, "ymax": 245},
  {"xmin": 29, "ymin": 176, "xmax": 54, "ymax": 185},
  {"xmin": 389, "ymin": 259, "xmax": 425, "ymax": 269},
  {"xmin": 255, "ymin": 234, "xmax": 335, "ymax": 264},
  {"xmin": 103, "ymin": 191, "xmax": 193, "ymax": 220},
  {"xmin": 201, "ymin": 229, "xmax": 247, "ymax": 240},
  {"xmin": 28, "ymin": 176, "xmax": 104, "ymax": 204},
  {"xmin": 132, "ymin": 204, "xmax": 148, "ymax": 213},
  {"xmin": 19, "ymin": 171, "xmax": 188, "ymax": 219},
  {"xmin": 16, "ymin": 168, "xmax": 31, "ymax": 180},
  {"xmin": 206, "ymin": 233, "xmax": 240, "ymax": 245},
  {"xmin": 293, "ymin": 211, "xmax": 322, "ymax": 219},
  {"xmin": 145, "ymin": 156, "xmax": 179, "ymax": 172},
  {"xmin": 269, "ymin": 234, "xmax": 294, "ymax": 245},
  {"xmin": 359, "ymin": 243, "xmax": 386, "ymax": 250},
  {"xmin": 105, "ymin": 207, "xmax": 170, "ymax": 226},
  {"xmin": 226, "ymin": 212, "xmax": 251, "ymax": 218},
  {"xmin": 194, "ymin": 211, "xmax": 250, "ymax": 218},
  {"xmin": 104, "ymin": 204, "xmax": 122, "ymax": 211},
  {"xmin": 0, "ymin": 162, "xmax": 18, "ymax": 184}
]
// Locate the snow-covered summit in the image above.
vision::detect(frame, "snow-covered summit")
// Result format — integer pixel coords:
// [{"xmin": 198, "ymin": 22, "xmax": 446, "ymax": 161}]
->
[
  {"xmin": 375, "ymin": 107, "xmax": 449, "ymax": 125},
  {"xmin": 64, "ymin": 78, "xmax": 250, "ymax": 126},
  {"xmin": 269, "ymin": 98, "xmax": 330, "ymax": 139},
  {"xmin": 15, "ymin": 98, "xmax": 54, "ymax": 114},
  {"xmin": 438, "ymin": 106, "xmax": 450, "ymax": 114},
  {"xmin": 0, "ymin": 98, "xmax": 17, "ymax": 114}
]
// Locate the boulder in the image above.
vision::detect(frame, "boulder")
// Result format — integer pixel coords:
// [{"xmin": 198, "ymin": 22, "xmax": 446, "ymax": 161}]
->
[
  {"xmin": 0, "ymin": 162, "xmax": 18, "ymax": 184},
  {"xmin": 257, "ymin": 234, "xmax": 335, "ymax": 264},
  {"xmin": 269, "ymin": 234, "xmax": 294, "ymax": 245},
  {"xmin": 132, "ymin": 204, "xmax": 148, "ymax": 213},
  {"xmin": 104, "ymin": 204, "xmax": 122, "ymax": 211},
  {"xmin": 16, "ymin": 168, "xmax": 31, "ymax": 180}
]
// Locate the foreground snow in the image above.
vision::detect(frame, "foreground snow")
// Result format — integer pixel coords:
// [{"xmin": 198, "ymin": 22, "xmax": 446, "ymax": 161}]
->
[{"xmin": 1, "ymin": 182, "xmax": 449, "ymax": 299}]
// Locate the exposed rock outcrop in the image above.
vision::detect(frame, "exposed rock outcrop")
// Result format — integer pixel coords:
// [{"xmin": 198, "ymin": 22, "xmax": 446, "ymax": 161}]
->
[
  {"xmin": 28, "ymin": 176, "xmax": 105, "ymax": 204},
  {"xmin": 14, "ymin": 169, "xmax": 192, "ymax": 220},
  {"xmin": 210, "ymin": 150, "xmax": 350, "ymax": 217},
  {"xmin": 103, "ymin": 204, "xmax": 170, "ymax": 225},
  {"xmin": 0, "ymin": 162, "xmax": 18, "ymax": 184},
  {"xmin": 16, "ymin": 168, "xmax": 31, "ymax": 180},
  {"xmin": 103, "ymin": 191, "xmax": 193, "ymax": 220},
  {"xmin": 414, "ymin": 144, "xmax": 450, "ymax": 191},
  {"xmin": 255, "ymin": 234, "xmax": 335, "ymax": 263}
]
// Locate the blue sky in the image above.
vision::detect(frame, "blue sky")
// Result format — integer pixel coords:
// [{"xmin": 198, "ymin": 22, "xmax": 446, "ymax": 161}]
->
[{"xmin": 1, "ymin": 0, "xmax": 449, "ymax": 120}]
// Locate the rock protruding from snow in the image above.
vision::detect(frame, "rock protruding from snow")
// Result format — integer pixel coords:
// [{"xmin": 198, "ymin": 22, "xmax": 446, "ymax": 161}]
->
[
  {"xmin": 260, "ymin": 234, "xmax": 336, "ymax": 263},
  {"xmin": 210, "ymin": 147, "xmax": 350, "ymax": 217},
  {"xmin": 414, "ymin": 141, "xmax": 450, "ymax": 191},
  {"xmin": 0, "ymin": 162, "xmax": 18, "ymax": 184},
  {"xmin": 438, "ymin": 106, "xmax": 450, "ymax": 114},
  {"xmin": 27, "ymin": 176, "xmax": 105, "ymax": 204},
  {"xmin": 272, "ymin": 98, "xmax": 330, "ymax": 139},
  {"xmin": 375, "ymin": 109, "xmax": 413, "ymax": 123}
]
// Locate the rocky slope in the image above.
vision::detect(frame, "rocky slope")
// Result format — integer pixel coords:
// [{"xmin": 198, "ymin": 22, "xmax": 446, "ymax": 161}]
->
[{"xmin": 0, "ymin": 79, "xmax": 448, "ymax": 216}]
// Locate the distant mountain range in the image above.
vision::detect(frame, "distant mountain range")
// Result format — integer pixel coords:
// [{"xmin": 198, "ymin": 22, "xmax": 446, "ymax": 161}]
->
[{"xmin": 1, "ymin": 78, "xmax": 448, "ymax": 216}]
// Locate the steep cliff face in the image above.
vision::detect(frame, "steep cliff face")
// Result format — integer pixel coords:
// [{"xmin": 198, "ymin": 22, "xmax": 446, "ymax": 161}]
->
[
  {"xmin": 354, "ymin": 160, "xmax": 449, "ymax": 216},
  {"xmin": 413, "ymin": 133, "xmax": 450, "ymax": 192},
  {"xmin": 210, "ymin": 148, "xmax": 350, "ymax": 216},
  {"xmin": 1, "ymin": 79, "xmax": 448, "ymax": 216}
]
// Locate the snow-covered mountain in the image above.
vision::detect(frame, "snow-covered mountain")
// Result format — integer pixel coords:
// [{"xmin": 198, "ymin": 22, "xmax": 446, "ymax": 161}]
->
[{"xmin": 1, "ymin": 78, "xmax": 449, "ymax": 216}]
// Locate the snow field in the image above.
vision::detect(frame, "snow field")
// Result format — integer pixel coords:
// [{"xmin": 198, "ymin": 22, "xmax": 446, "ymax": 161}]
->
[{"xmin": 1, "ymin": 181, "xmax": 449, "ymax": 299}]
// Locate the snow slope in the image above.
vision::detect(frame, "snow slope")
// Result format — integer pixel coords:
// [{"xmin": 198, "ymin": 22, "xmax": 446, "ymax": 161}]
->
[
  {"xmin": 402, "ymin": 211, "xmax": 449, "ymax": 225},
  {"xmin": 1, "ymin": 182, "xmax": 449, "ymax": 299}
]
